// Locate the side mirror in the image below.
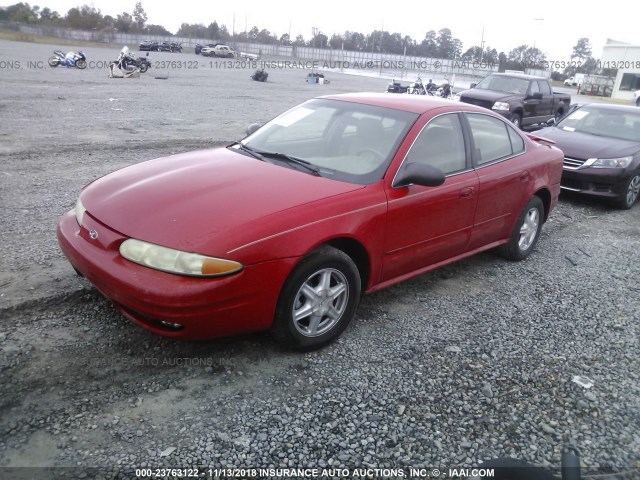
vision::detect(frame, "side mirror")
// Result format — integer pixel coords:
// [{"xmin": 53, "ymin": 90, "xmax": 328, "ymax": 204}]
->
[
  {"xmin": 246, "ymin": 123, "xmax": 262, "ymax": 135},
  {"xmin": 394, "ymin": 162, "xmax": 446, "ymax": 188},
  {"xmin": 146, "ymin": 52, "xmax": 149, "ymax": 57},
  {"xmin": 531, "ymin": 92, "xmax": 543, "ymax": 100},
  {"xmin": 546, "ymin": 117, "xmax": 556, "ymax": 126},
  {"xmin": 470, "ymin": 83, "xmax": 477, "ymax": 89}
]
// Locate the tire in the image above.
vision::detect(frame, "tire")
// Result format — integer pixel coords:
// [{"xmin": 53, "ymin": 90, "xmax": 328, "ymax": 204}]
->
[
  {"xmin": 636, "ymin": 98, "xmax": 640, "ymax": 107},
  {"xmin": 511, "ymin": 113, "xmax": 522, "ymax": 129},
  {"xmin": 76, "ymin": 59, "xmax": 87, "ymax": 69},
  {"xmin": 48, "ymin": 56, "xmax": 59, "ymax": 67},
  {"xmin": 139, "ymin": 62, "xmax": 149, "ymax": 73},
  {"xmin": 499, "ymin": 196, "xmax": 544, "ymax": 261},
  {"xmin": 617, "ymin": 173, "xmax": 640, "ymax": 209},
  {"xmin": 554, "ymin": 110, "xmax": 563, "ymax": 123},
  {"xmin": 272, "ymin": 246, "xmax": 361, "ymax": 350}
]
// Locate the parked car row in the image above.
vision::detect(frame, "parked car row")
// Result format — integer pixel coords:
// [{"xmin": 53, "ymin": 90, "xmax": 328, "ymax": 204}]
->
[
  {"xmin": 457, "ymin": 73, "xmax": 640, "ymax": 209},
  {"xmin": 139, "ymin": 41, "xmax": 182, "ymax": 52}
]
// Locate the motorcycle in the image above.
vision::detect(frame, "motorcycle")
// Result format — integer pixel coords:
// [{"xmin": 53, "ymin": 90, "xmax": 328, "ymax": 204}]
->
[
  {"xmin": 386, "ymin": 79, "xmax": 410, "ymax": 94},
  {"xmin": 436, "ymin": 78, "xmax": 453, "ymax": 99},
  {"xmin": 48, "ymin": 50, "xmax": 87, "ymax": 69},
  {"xmin": 111, "ymin": 46, "xmax": 151, "ymax": 74},
  {"xmin": 407, "ymin": 77, "xmax": 426, "ymax": 95}
]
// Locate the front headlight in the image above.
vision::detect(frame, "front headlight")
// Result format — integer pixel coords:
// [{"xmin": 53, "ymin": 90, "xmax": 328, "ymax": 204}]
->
[
  {"xmin": 590, "ymin": 156, "xmax": 633, "ymax": 169},
  {"xmin": 492, "ymin": 102, "xmax": 510, "ymax": 111},
  {"xmin": 119, "ymin": 239, "xmax": 243, "ymax": 277},
  {"xmin": 75, "ymin": 197, "xmax": 86, "ymax": 226}
]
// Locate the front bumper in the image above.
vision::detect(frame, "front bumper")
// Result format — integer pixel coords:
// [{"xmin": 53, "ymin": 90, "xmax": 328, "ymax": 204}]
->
[
  {"xmin": 560, "ymin": 167, "xmax": 632, "ymax": 200},
  {"xmin": 57, "ymin": 210, "xmax": 298, "ymax": 339}
]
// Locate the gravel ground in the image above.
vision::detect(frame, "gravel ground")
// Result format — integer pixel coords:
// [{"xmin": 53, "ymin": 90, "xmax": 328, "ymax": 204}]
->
[{"xmin": 0, "ymin": 39, "xmax": 639, "ymax": 479}]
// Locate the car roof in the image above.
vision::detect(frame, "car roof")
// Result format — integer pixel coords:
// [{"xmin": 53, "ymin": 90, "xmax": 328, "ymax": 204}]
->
[
  {"xmin": 320, "ymin": 92, "xmax": 494, "ymax": 115},
  {"xmin": 575, "ymin": 103, "xmax": 640, "ymax": 114}
]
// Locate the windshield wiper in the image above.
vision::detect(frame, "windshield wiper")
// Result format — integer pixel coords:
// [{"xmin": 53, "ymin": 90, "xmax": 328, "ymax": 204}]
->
[
  {"xmin": 259, "ymin": 151, "xmax": 321, "ymax": 176},
  {"xmin": 228, "ymin": 141, "xmax": 265, "ymax": 161}
]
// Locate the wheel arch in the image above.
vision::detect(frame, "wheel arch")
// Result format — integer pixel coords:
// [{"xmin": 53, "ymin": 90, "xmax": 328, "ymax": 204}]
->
[
  {"xmin": 534, "ymin": 187, "xmax": 552, "ymax": 221},
  {"xmin": 323, "ymin": 237, "xmax": 371, "ymax": 291}
]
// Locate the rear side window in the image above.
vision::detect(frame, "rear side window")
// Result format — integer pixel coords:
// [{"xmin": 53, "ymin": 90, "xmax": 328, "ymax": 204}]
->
[
  {"xmin": 507, "ymin": 125, "xmax": 525, "ymax": 154},
  {"xmin": 466, "ymin": 114, "xmax": 515, "ymax": 165}
]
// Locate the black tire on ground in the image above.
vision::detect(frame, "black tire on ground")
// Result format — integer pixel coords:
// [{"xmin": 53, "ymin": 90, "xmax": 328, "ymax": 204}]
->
[
  {"xmin": 499, "ymin": 196, "xmax": 544, "ymax": 261},
  {"xmin": 616, "ymin": 173, "xmax": 640, "ymax": 209},
  {"xmin": 76, "ymin": 59, "xmax": 87, "ymax": 69},
  {"xmin": 554, "ymin": 110, "xmax": 563, "ymax": 122},
  {"xmin": 511, "ymin": 113, "xmax": 522, "ymax": 129},
  {"xmin": 636, "ymin": 98, "xmax": 640, "ymax": 107},
  {"xmin": 139, "ymin": 63, "xmax": 149, "ymax": 73},
  {"xmin": 48, "ymin": 56, "xmax": 59, "ymax": 67},
  {"xmin": 272, "ymin": 246, "xmax": 361, "ymax": 351}
]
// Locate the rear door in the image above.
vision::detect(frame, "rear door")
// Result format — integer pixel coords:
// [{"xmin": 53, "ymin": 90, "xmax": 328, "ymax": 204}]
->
[{"xmin": 463, "ymin": 112, "xmax": 532, "ymax": 250}]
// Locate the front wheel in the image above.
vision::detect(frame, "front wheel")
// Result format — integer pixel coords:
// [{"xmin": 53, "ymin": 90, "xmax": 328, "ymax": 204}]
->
[
  {"xmin": 617, "ymin": 173, "xmax": 640, "ymax": 209},
  {"xmin": 272, "ymin": 246, "xmax": 361, "ymax": 350},
  {"xmin": 499, "ymin": 196, "xmax": 544, "ymax": 261},
  {"xmin": 76, "ymin": 59, "xmax": 87, "ymax": 69},
  {"xmin": 511, "ymin": 113, "xmax": 522, "ymax": 129},
  {"xmin": 139, "ymin": 62, "xmax": 149, "ymax": 73},
  {"xmin": 48, "ymin": 56, "xmax": 59, "ymax": 67}
]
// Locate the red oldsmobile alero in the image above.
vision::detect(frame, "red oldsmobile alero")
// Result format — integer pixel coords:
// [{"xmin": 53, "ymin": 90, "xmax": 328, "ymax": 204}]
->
[{"xmin": 57, "ymin": 93, "xmax": 564, "ymax": 350}]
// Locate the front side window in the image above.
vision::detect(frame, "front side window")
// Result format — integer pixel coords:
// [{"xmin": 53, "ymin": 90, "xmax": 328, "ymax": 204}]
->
[{"xmin": 403, "ymin": 113, "xmax": 467, "ymax": 175}]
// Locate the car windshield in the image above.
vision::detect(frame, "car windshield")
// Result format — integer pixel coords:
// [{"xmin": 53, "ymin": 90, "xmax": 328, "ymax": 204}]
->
[
  {"xmin": 474, "ymin": 75, "xmax": 530, "ymax": 95},
  {"xmin": 237, "ymin": 98, "xmax": 419, "ymax": 184},
  {"xmin": 557, "ymin": 106, "xmax": 640, "ymax": 142}
]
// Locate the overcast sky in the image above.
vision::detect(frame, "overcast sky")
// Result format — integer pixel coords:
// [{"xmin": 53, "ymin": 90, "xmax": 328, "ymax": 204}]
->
[{"xmin": 6, "ymin": 0, "xmax": 638, "ymax": 61}]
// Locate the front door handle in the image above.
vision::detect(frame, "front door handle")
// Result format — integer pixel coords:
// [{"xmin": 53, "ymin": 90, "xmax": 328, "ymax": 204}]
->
[{"xmin": 519, "ymin": 171, "xmax": 530, "ymax": 181}]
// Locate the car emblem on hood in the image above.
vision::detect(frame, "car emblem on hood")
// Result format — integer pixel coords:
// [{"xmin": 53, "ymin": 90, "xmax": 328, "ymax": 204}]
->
[{"xmin": 89, "ymin": 230, "xmax": 99, "ymax": 240}]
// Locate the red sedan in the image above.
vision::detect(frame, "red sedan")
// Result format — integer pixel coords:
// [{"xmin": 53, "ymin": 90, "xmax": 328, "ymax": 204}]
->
[{"xmin": 58, "ymin": 93, "xmax": 563, "ymax": 350}]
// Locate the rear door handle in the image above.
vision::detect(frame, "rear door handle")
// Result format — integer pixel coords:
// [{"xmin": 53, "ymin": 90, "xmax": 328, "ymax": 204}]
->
[{"xmin": 459, "ymin": 187, "xmax": 475, "ymax": 198}]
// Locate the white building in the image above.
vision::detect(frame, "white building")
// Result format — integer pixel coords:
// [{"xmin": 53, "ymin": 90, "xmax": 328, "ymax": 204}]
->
[{"xmin": 601, "ymin": 39, "xmax": 640, "ymax": 101}]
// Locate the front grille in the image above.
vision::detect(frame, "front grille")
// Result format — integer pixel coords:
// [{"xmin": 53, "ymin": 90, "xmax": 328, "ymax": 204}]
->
[{"xmin": 563, "ymin": 156, "xmax": 586, "ymax": 170}]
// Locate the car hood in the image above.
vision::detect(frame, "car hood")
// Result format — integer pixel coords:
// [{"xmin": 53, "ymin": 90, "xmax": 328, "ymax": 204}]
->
[
  {"xmin": 81, "ymin": 148, "xmax": 365, "ymax": 256},
  {"xmin": 536, "ymin": 127, "xmax": 640, "ymax": 159},
  {"xmin": 459, "ymin": 88, "xmax": 518, "ymax": 103}
]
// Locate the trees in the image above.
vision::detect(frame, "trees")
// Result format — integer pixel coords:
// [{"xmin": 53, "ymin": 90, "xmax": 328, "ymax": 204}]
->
[
  {"xmin": 571, "ymin": 37, "xmax": 592, "ymax": 61},
  {"xmin": 132, "ymin": 2, "xmax": 147, "ymax": 31}
]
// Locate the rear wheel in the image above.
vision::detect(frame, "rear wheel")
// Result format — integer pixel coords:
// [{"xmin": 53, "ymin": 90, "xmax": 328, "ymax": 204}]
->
[
  {"xmin": 272, "ymin": 246, "xmax": 361, "ymax": 350},
  {"xmin": 554, "ymin": 110, "xmax": 563, "ymax": 123},
  {"xmin": 499, "ymin": 196, "xmax": 544, "ymax": 261}
]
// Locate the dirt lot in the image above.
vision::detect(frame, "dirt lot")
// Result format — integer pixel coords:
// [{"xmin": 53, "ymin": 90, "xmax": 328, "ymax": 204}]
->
[{"xmin": 0, "ymin": 39, "xmax": 639, "ymax": 478}]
